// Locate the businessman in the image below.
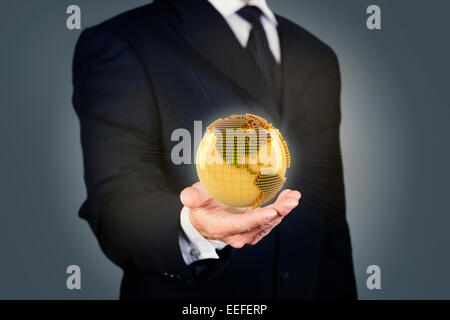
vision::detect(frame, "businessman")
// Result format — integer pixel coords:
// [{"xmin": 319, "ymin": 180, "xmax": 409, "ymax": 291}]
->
[{"xmin": 72, "ymin": 0, "xmax": 357, "ymax": 299}]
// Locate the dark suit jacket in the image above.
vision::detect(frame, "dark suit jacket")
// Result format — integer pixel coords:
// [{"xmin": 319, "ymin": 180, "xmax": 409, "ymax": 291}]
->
[{"xmin": 72, "ymin": 0, "xmax": 357, "ymax": 299}]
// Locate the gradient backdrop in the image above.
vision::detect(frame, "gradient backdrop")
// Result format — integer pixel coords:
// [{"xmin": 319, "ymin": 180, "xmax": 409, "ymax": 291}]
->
[{"xmin": 0, "ymin": 0, "xmax": 449, "ymax": 299}]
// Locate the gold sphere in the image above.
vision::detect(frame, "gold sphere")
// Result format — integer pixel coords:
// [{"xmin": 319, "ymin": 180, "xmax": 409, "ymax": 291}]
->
[{"xmin": 196, "ymin": 114, "xmax": 291, "ymax": 208}]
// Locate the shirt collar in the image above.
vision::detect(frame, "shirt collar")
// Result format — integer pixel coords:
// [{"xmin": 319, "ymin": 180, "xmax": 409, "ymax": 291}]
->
[{"xmin": 208, "ymin": 0, "xmax": 277, "ymax": 25}]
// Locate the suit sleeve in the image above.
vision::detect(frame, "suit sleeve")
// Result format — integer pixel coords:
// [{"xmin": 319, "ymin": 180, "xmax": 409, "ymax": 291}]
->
[
  {"xmin": 317, "ymin": 53, "xmax": 357, "ymax": 299},
  {"xmin": 72, "ymin": 26, "xmax": 208, "ymax": 283},
  {"xmin": 293, "ymin": 49, "xmax": 357, "ymax": 299}
]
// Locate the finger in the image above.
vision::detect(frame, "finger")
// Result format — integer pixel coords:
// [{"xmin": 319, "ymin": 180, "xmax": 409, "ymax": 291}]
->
[
  {"xmin": 270, "ymin": 190, "xmax": 301, "ymax": 216},
  {"xmin": 266, "ymin": 198, "xmax": 297, "ymax": 216},
  {"xmin": 222, "ymin": 233, "xmax": 256, "ymax": 249},
  {"xmin": 289, "ymin": 190, "xmax": 301, "ymax": 200},
  {"xmin": 180, "ymin": 186, "xmax": 208, "ymax": 209},
  {"xmin": 278, "ymin": 189, "xmax": 301, "ymax": 201},
  {"xmin": 222, "ymin": 214, "xmax": 282, "ymax": 247},
  {"xmin": 276, "ymin": 189, "xmax": 292, "ymax": 201},
  {"xmin": 280, "ymin": 196, "xmax": 300, "ymax": 215},
  {"xmin": 248, "ymin": 226, "xmax": 278, "ymax": 245},
  {"xmin": 248, "ymin": 217, "xmax": 283, "ymax": 245},
  {"xmin": 220, "ymin": 207, "xmax": 277, "ymax": 235}
]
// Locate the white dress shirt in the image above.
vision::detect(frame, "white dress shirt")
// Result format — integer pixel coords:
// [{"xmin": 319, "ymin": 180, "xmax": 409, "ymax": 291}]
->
[{"xmin": 178, "ymin": 0, "xmax": 281, "ymax": 265}]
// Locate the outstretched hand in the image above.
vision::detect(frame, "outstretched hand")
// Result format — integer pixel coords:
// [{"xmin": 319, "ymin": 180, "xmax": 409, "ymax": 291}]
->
[{"xmin": 180, "ymin": 182, "xmax": 301, "ymax": 248}]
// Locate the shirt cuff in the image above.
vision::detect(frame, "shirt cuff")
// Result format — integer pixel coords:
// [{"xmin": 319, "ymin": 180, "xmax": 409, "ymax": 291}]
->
[{"xmin": 178, "ymin": 206, "xmax": 228, "ymax": 265}]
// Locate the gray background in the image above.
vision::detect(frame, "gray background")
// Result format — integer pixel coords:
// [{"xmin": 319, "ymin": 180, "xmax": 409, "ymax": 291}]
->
[{"xmin": 0, "ymin": 0, "xmax": 449, "ymax": 299}]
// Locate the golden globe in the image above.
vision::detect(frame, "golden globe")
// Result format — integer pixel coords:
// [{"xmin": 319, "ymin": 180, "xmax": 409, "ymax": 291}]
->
[{"xmin": 196, "ymin": 114, "xmax": 290, "ymax": 208}]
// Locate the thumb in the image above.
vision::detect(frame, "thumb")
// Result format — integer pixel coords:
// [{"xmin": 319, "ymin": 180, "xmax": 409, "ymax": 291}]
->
[{"xmin": 180, "ymin": 185, "xmax": 208, "ymax": 209}]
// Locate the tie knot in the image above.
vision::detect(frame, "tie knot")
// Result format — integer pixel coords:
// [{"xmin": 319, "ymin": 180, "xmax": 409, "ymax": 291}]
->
[{"xmin": 236, "ymin": 5, "xmax": 263, "ymax": 25}]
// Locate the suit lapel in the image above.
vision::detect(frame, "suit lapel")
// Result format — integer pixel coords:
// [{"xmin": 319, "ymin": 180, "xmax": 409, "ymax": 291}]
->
[
  {"xmin": 277, "ymin": 16, "xmax": 315, "ymax": 130},
  {"xmin": 168, "ymin": 0, "xmax": 279, "ymax": 121}
]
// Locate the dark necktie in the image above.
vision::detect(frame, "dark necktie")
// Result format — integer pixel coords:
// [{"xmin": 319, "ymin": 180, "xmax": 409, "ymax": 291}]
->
[{"xmin": 237, "ymin": 5, "xmax": 282, "ymax": 113}]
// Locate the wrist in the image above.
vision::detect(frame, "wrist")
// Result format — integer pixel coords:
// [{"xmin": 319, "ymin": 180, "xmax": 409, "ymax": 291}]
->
[
  {"xmin": 187, "ymin": 208, "xmax": 210, "ymax": 240},
  {"xmin": 179, "ymin": 206, "xmax": 227, "ymax": 264}
]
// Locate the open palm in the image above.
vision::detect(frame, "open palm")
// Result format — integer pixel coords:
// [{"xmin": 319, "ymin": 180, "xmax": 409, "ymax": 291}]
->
[{"xmin": 180, "ymin": 182, "xmax": 301, "ymax": 248}]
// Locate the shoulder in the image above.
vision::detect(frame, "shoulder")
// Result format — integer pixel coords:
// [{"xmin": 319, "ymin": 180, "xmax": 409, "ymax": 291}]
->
[
  {"xmin": 73, "ymin": 3, "xmax": 166, "ymax": 72},
  {"xmin": 74, "ymin": 2, "xmax": 168, "ymax": 58},
  {"xmin": 276, "ymin": 15, "xmax": 339, "ymax": 69},
  {"xmin": 79, "ymin": 3, "xmax": 161, "ymax": 38}
]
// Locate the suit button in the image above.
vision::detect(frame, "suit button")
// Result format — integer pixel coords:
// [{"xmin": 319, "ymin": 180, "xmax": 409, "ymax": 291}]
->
[{"xmin": 278, "ymin": 271, "xmax": 291, "ymax": 281}]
